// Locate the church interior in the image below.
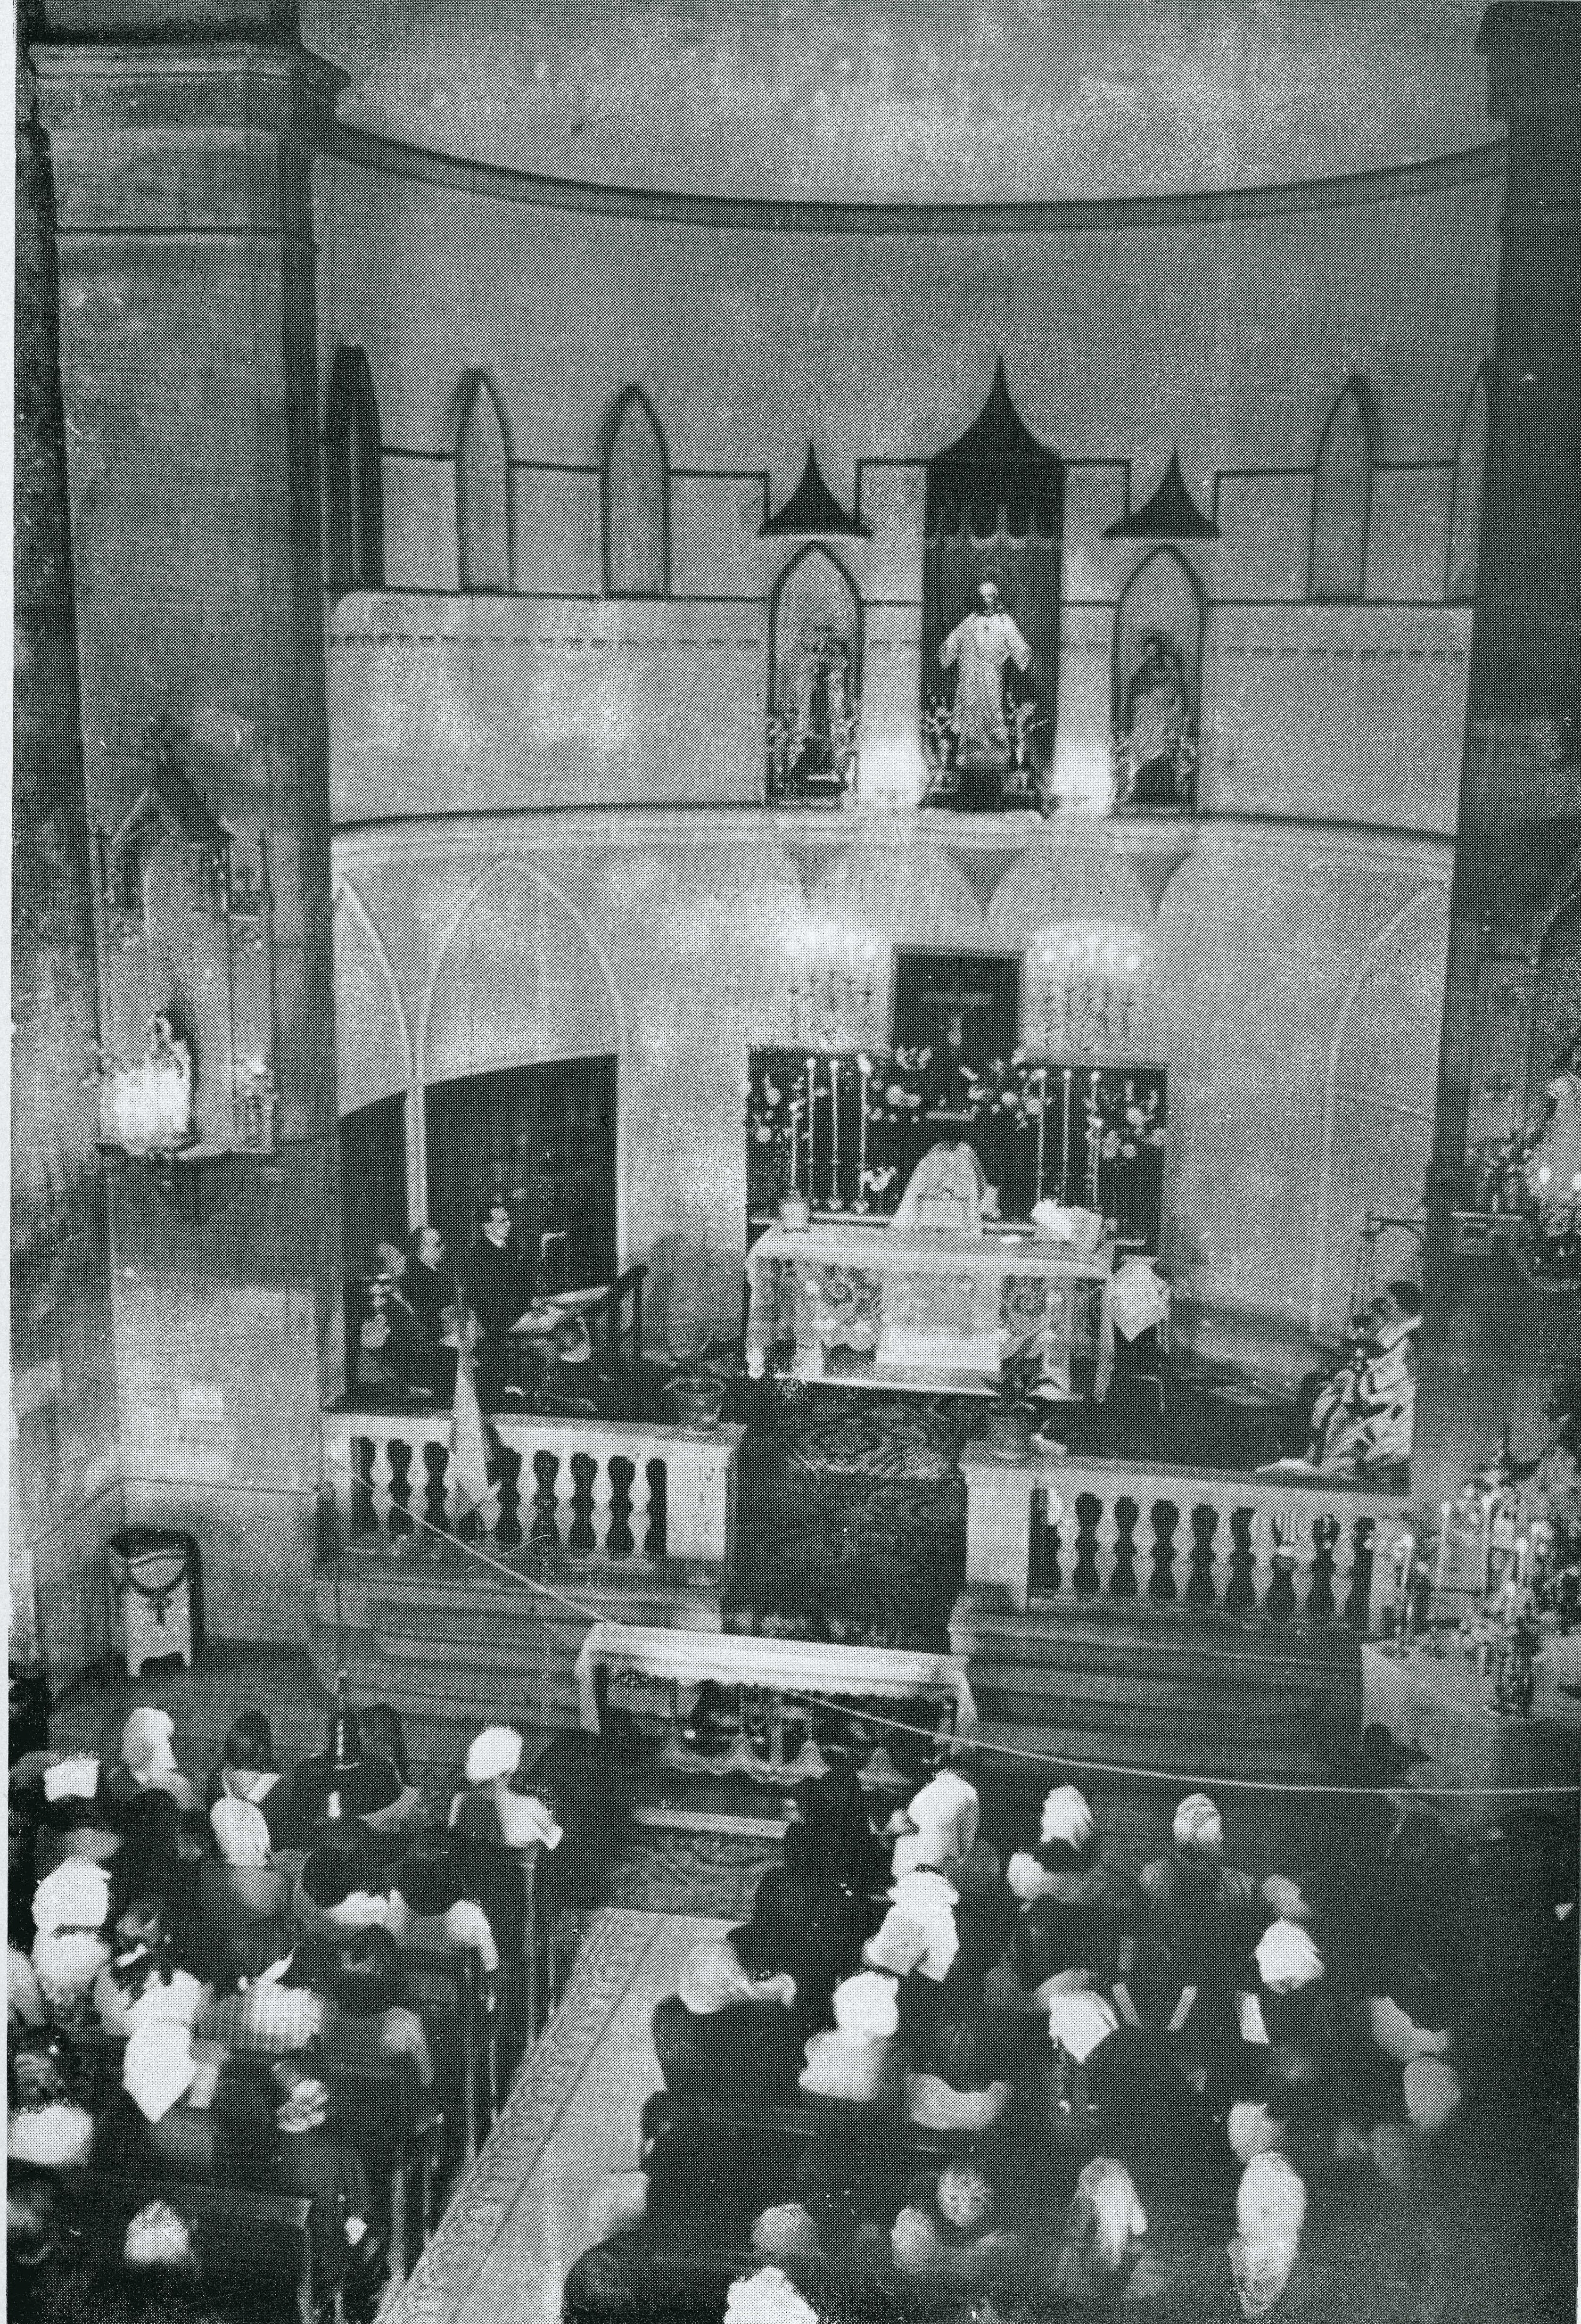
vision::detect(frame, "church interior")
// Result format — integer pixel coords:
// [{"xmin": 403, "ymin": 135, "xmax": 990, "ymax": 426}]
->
[{"xmin": 10, "ymin": 1, "xmax": 1581, "ymax": 2318}]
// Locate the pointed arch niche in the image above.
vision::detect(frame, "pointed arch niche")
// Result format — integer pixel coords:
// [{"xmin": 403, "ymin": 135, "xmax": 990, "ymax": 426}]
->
[
  {"xmin": 454, "ymin": 371, "xmax": 512, "ymax": 593},
  {"xmin": 324, "ymin": 347, "xmax": 385, "ymax": 593},
  {"xmin": 1110, "ymin": 547, "xmax": 1204, "ymax": 810},
  {"xmin": 766, "ymin": 543, "xmax": 863, "ymax": 804},
  {"xmin": 601, "ymin": 387, "xmax": 669, "ymax": 598},
  {"xmin": 1445, "ymin": 368, "xmax": 1490, "ymax": 604},
  {"xmin": 1307, "ymin": 379, "xmax": 1375, "ymax": 602}
]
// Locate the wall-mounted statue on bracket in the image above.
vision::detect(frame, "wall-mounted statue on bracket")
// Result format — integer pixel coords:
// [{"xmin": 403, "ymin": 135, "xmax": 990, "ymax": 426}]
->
[{"xmin": 934, "ymin": 571, "xmax": 1042, "ymax": 812}]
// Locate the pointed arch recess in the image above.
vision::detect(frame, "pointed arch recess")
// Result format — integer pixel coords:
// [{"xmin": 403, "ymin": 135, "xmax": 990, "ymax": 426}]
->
[
  {"xmin": 1444, "ymin": 367, "xmax": 1490, "ymax": 605},
  {"xmin": 1307, "ymin": 378, "xmax": 1376, "ymax": 603},
  {"xmin": 766, "ymin": 542, "xmax": 865, "ymax": 805},
  {"xmin": 454, "ymin": 370, "xmax": 513, "ymax": 593},
  {"xmin": 1110, "ymin": 546, "xmax": 1205, "ymax": 809},
  {"xmin": 601, "ymin": 386, "xmax": 670, "ymax": 598},
  {"xmin": 324, "ymin": 346, "xmax": 385, "ymax": 593}
]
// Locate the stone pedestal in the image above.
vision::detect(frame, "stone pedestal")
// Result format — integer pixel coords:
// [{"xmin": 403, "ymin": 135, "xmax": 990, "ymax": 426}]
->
[{"xmin": 33, "ymin": 14, "xmax": 347, "ymax": 1644}]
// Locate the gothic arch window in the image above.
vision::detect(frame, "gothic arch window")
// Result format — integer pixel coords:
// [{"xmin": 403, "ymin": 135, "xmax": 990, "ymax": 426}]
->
[
  {"xmin": 1110, "ymin": 546, "xmax": 1204, "ymax": 810},
  {"xmin": 601, "ymin": 387, "xmax": 669, "ymax": 598},
  {"xmin": 454, "ymin": 371, "xmax": 513, "ymax": 593},
  {"xmin": 324, "ymin": 346, "xmax": 385, "ymax": 593},
  {"xmin": 1445, "ymin": 367, "xmax": 1490, "ymax": 604},
  {"xmin": 1307, "ymin": 379, "xmax": 1375, "ymax": 602},
  {"xmin": 766, "ymin": 544, "xmax": 863, "ymax": 804}
]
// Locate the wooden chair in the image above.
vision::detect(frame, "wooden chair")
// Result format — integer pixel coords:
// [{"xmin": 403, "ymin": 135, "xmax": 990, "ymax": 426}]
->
[
  {"xmin": 49, "ymin": 2168, "xmax": 330, "ymax": 2324},
  {"xmin": 395, "ymin": 1940, "xmax": 484, "ymax": 2162}
]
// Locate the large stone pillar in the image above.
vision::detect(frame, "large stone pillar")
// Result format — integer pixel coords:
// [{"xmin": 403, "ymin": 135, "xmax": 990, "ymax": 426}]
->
[
  {"xmin": 33, "ymin": 6, "xmax": 347, "ymax": 1643},
  {"xmin": 1416, "ymin": 2, "xmax": 1581, "ymax": 1527}
]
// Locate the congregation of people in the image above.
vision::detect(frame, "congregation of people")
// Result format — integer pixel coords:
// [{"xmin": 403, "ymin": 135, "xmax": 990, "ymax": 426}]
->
[
  {"xmin": 8, "ymin": 1688, "xmax": 563, "ymax": 2315},
  {"xmin": 567, "ymin": 1757, "xmax": 1575, "ymax": 2324}
]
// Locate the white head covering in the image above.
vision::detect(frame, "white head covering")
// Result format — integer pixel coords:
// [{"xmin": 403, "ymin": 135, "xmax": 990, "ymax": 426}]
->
[
  {"xmin": 466, "ymin": 1726, "xmax": 524, "ymax": 1785},
  {"xmin": 210, "ymin": 1797, "xmax": 272, "ymax": 1868},
  {"xmin": 865, "ymin": 1870, "xmax": 959, "ymax": 1982},
  {"xmin": 1229, "ymin": 2154, "xmax": 1306, "ymax": 2319},
  {"xmin": 1173, "ymin": 1793, "xmax": 1224, "ymax": 1858},
  {"xmin": 1109, "ymin": 1257, "xmax": 1170, "ymax": 1343},
  {"xmin": 124, "ymin": 2200, "xmax": 196, "ymax": 2271},
  {"xmin": 1227, "ymin": 2100, "xmax": 1284, "ymax": 2164},
  {"xmin": 1040, "ymin": 1785, "xmax": 1096, "ymax": 1852},
  {"xmin": 43, "ymin": 1755, "xmax": 101, "ymax": 1804},
  {"xmin": 1255, "ymin": 1920, "xmax": 1324, "ymax": 1995},
  {"xmin": 120, "ymin": 1708, "xmax": 178, "ymax": 1782},
  {"xmin": 1006, "ymin": 1851, "xmax": 1053, "ymax": 1904},
  {"xmin": 679, "ymin": 1937, "xmax": 760, "ymax": 2017},
  {"xmin": 1403, "ymin": 2056, "xmax": 1462, "ymax": 2134},
  {"xmin": 892, "ymin": 1770, "xmax": 980, "ymax": 1876},
  {"xmin": 1367, "ymin": 1994, "xmax": 1452, "ymax": 2065},
  {"xmin": 1070, "ymin": 2156, "xmax": 1147, "ymax": 2280},
  {"xmin": 750, "ymin": 2204, "xmax": 823, "ymax": 2260},
  {"xmin": 1047, "ymin": 1988, "xmax": 1120, "ymax": 2065},
  {"xmin": 832, "ymin": 1970, "xmax": 900, "ymax": 2041},
  {"xmin": 724, "ymin": 2267, "xmax": 820, "ymax": 2324},
  {"xmin": 32, "ymin": 1859, "xmax": 111, "ymax": 1938},
  {"xmin": 124, "ymin": 2020, "xmax": 197, "ymax": 2124}
]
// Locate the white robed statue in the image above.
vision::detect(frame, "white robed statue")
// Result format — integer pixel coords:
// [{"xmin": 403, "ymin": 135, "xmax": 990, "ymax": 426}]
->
[{"xmin": 891, "ymin": 1141, "xmax": 988, "ymax": 1236}]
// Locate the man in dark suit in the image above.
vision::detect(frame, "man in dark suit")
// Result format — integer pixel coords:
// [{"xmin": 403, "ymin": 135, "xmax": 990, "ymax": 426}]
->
[{"xmin": 464, "ymin": 1198, "xmax": 534, "ymax": 1405}]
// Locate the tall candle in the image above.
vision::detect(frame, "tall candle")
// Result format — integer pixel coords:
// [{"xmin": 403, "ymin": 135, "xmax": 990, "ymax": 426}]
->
[
  {"xmin": 1061, "ymin": 1068, "xmax": 1073, "ymax": 1202},
  {"xmin": 805, "ymin": 1060, "xmax": 816, "ymax": 1199},
  {"xmin": 858, "ymin": 1056, "xmax": 870, "ymax": 1202},
  {"xmin": 1034, "ymin": 1067, "xmax": 1047, "ymax": 1204},
  {"xmin": 830, "ymin": 1058, "xmax": 840, "ymax": 1201},
  {"xmin": 1087, "ymin": 1071, "xmax": 1101, "ymax": 1206},
  {"xmin": 1436, "ymin": 1500, "xmax": 1450, "ymax": 1596}
]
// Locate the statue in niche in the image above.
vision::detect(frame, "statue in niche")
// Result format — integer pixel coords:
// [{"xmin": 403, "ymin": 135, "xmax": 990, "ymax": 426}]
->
[
  {"xmin": 937, "ymin": 577, "xmax": 1038, "ymax": 810},
  {"xmin": 1120, "ymin": 629, "xmax": 1191, "ymax": 806},
  {"xmin": 786, "ymin": 616, "xmax": 855, "ymax": 794},
  {"xmin": 107, "ymin": 1010, "xmax": 195, "ymax": 1154}
]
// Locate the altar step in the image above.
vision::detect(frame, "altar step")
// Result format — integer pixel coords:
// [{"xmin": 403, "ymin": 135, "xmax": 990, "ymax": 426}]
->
[{"xmin": 953, "ymin": 1595, "xmax": 1362, "ymax": 1785}]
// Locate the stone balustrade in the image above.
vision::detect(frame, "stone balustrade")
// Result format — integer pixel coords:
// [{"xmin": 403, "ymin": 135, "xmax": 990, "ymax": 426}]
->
[
  {"xmin": 323, "ymin": 1406, "xmax": 743, "ymax": 1575},
  {"xmin": 961, "ymin": 1445, "xmax": 1408, "ymax": 1631}
]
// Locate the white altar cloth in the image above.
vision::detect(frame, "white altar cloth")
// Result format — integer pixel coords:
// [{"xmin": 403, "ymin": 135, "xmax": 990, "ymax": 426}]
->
[
  {"xmin": 743, "ymin": 1219, "xmax": 1115, "ymax": 1399},
  {"xmin": 575, "ymin": 1620, "xmax": 978, "ymax": 1736}
]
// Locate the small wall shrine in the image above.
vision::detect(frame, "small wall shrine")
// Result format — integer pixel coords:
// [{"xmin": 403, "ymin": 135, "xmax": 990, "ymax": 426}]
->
[{"xmin": 92, "ymin": 717, "xmax": 278, "ymax": 1164}]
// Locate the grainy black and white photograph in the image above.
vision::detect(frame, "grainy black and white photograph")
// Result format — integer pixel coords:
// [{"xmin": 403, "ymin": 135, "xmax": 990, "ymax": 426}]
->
[{"xmin": 9, "ymin": 2, "xmax": 1581, "ymax": 2320}]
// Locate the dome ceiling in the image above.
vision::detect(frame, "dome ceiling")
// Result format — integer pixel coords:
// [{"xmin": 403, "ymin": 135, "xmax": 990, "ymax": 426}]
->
[{"xmin": 304, "ymin": 0, "xmax": 1497, "ymax": 206}]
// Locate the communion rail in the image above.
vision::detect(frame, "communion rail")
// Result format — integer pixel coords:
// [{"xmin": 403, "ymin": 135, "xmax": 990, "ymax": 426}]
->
[
  {"xmin": 961, "ymin": 1446, "xmax": 1408, "ymax": 1631},
  {"xmin": 323, "ymin": 1407, "xmax": 743, "ymax": 1575}
]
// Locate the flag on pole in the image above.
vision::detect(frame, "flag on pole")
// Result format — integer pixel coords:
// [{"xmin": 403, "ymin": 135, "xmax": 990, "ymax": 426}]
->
[{"xmin": 449, "ymin": 1343, "xmax": 498, "ymax": 1528}]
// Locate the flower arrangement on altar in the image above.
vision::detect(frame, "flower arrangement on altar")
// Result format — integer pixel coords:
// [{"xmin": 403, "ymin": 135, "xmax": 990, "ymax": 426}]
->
[
  {"xmin": 1084, "ymin": 1076, "xmax": 1167, "ymax": 1165},
  {"xmin": 861, "ymin": 1047, "xmax": 933, "ymax": 1126}
]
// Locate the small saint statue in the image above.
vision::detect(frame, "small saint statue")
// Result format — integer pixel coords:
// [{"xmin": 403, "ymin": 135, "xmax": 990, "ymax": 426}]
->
[{"xmin": 938, "ymin": 578, "xmax": 1034, "ymax": 808}]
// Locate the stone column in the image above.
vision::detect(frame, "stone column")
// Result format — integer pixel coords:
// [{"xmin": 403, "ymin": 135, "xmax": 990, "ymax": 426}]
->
[
  {"xmin": 33, "ymin": 7, "xmax": 348, "ymax": 1643},
  {"xmin": 1416, "ymin": 3, "xmax": 1581, "ymax": 1531}
]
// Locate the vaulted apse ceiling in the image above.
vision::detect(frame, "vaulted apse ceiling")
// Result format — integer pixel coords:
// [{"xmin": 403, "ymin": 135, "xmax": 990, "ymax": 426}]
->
[{"xmin": 304, "ymin": 0, "xmax": 1499, "ymax": 205}]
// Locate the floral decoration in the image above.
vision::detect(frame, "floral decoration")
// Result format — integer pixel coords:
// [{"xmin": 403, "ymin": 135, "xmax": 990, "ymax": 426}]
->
[{"xmin": 1084, "ymin": 1076, "xmax": 1167, "ymax": 1165}]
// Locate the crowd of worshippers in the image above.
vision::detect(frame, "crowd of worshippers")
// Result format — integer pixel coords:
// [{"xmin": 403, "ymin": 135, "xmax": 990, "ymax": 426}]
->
[
  {"xmin": 566, "ymin": 1764, "xmax": 1518, "ymax": 2324},
  {"xmin": 8, "ymin": 1692, "xmax": 562, "ymax": 2311},
  {"xmin": 348, "ymin": 1203, "xmax": 604, "ymax": 1411}
]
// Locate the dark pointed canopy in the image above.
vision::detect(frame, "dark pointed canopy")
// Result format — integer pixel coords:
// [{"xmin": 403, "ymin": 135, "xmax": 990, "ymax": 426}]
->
[
  {"xmin": 761, "ymin": 445, "xmax": 867, "ymax": 536},
  {"xmin": 926, "ymin": 359, "xmax": 1062, "ymax": 540},
  {"xmin": 1105, "ymin": 450, "xmax": 1219, "ymax": 539}
]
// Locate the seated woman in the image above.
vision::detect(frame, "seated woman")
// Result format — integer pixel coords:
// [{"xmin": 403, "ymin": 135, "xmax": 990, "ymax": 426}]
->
[
  {"xmin": 357, "ymin": 1704, "xmax": 429, "ymax": 1839},
  {"xmin": 91, "ymin": 1895, "xmax": 210, "ymax": 2034},
  {"xmin": 651, "ymin": 1918, "xmax": 802, "ymax": 2105},
  {"xmin": 205, "ymin": 1709, "xmax": 280, "ymax": 1807},
  {"xmin": 293, "ymin": 1840, "xmax": 391, "ymax": 1940},
  {"xmin": 449, "ymin": 1725, "xmax": 564, "ymax": 1854},
  {"xmin": 104, "ymin": 1708, "xmax": 198, "ymax": 1818},
  {"xmin": 91, "ymin": 2019, "xmax": 236, "ymax": 2184},
  {"xmin": 903, "ymin": 2007, "xmax": 1014, "ymax": 2133},
  {"xmin": 107, "ymin": 1789, "xmax": 207, "ymax": 1943},
  {"xmin": 30, "ymin": 1855, "xmax": 112, "ymax": 2022},
  {"xmin": 889, "ymin": 2156, "xmax": 1024, "ymax": 2286},
  {"xmin": 782, "ymin": 1762, "xmax": 887, "ymax": 1909},
  {"xmin": 265, "ymin": 2055, "xmax": 379, "ymax": 2299},
  {"xmin": 799, "ymin": 1969, "xmax": 904, "ymax": 2110},
  {"xmin": 387, "ymin": 1836, "xmax": 500, "ymax": 1973},
  {"xmin": 319, "ymin": 1927, "xmax": 436, "ymax": 2091},
  {"xmin": 1043, "ymin": 2155, "xmax": 1163, "ymax": 2306},
  {"xmin": 8, "ymin": 2031, "xmax": 95, "ymax": 2169}
]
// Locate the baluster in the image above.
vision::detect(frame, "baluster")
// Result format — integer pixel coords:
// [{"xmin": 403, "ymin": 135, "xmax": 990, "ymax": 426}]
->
[
  {"xmin": 590, "ymin": 1459, "xmax": 615, "ymax": 1560},
  {"xmin": 628, "ymin": 1460, "xmax": 652, "ymax": 1563},
  {"xmin": 1186, "ymin": 1505, "xmax": 1218, "ymax": 1605},
  {"xmin": 1308, "ymin": 1516, "xmax": 1338, "ymax": 1621},
  {"xmin": 1344, "ymin": 1516, "xmax": 1376, "ymax": 1629},
  {"xmin": 1072, "ymin": 1493, "xmax": 1103, "ymax": 1597},
  {"xmin": 387, "ymin": 1437, "xmax": 414, "ymax": 1546},
  {"xmin": 553, "ymin": 1454, "xmax": 576, "ymax": 1555},
  {"xmin": 349, "ymin": 1434, "xmax": 374, "ymax": 1541},
  {"xmin": 1035, "ymin": 1485, "xmax": 1062, "ymax": 1595},
  {"xmin": 1148, "ymin": 1500, "xmax": 1179, "ymax": 1601},
  {"xmin": 1109, "ymin": 1497, "xmax": 1140, "ymax": 1599},
  {"xmin": 1225, "ymin": 1508, "xmax": 1259, "ymax": 1612},
  {"xmin": 369, "ymin": 1434, "xmax": 395, "ymax": 1543},
  {"xmin": 494, "ymin": 1444, "xmax": 523, "ymax": 1551},
  {"xmin": 1267, "ymin": 1508, "xmax": 1300, "ymax": 1623}
]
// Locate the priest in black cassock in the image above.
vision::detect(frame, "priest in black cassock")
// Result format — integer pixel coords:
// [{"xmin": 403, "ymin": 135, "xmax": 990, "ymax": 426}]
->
[{"xmin": 464, "ymin": 1198, "xmax": 535, "ymax": 1405}]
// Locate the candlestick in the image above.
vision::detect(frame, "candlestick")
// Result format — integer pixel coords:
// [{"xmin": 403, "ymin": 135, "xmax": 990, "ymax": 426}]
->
[
  {"xmin": 805, "ymin": 1060, "xmax": 816, "ymax": 1202},
  {"xmin": 858, "ymin": 1056, "xmax": 870, "ymax": 1205},
  {"xmin": 1436, "ymin": 1500, "xmax": 1450, "ymax": 1597},
  {"xmin": 1061, "ymin": 1068, "xmax": 1073, "ymax": 1202},
  {"xmin": 1087, "ymin": 1070, "xmax": 1101, "ymax": 1207},
  {"xmin": 830, "ymin": 1057, "xmax": 840, "ymax": 1202},
  {"xmin": 1034, "ymin": 1067, "xmax": 1048, "ymax": 1204}
]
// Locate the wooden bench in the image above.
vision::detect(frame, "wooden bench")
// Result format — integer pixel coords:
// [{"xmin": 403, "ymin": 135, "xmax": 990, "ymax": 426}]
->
[{"xmin": 45, "ymin": 2167, "xmax": 330, "ymax": 2324}]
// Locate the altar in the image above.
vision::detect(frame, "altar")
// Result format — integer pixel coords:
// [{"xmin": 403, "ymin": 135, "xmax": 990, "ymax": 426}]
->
[{"xmin": 744, "ymin": 1217, "xmax": 1115, "ymax": 1399}]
